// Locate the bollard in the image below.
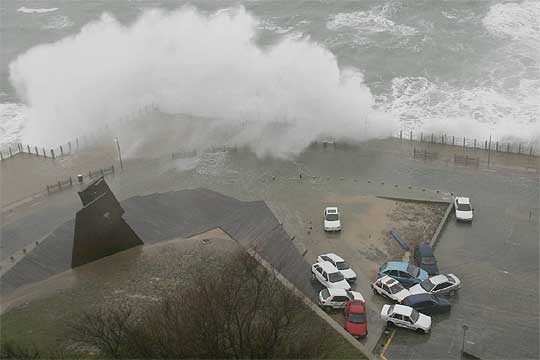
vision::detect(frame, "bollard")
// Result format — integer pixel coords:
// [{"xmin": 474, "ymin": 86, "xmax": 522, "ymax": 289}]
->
[
  {"xmin": 518, "ymin": 143, "xmax": 522, "ymax": 154},
  {"xmin": 51, "ymin": 149, "xmax": 55, "ymax": 159},
  {"xmin": 27, "ymin": 144, "xmax": 30, "ymax": 153},
  {"xmin": 43, "ymin": 148, "xmax": 47, "ymax": 158},
  {"xmin": 410, "ymin": 130, "xmax": 412, "ymax": 141},
  {"xmin": 9, "ymin": 146, "xmax": 12, "ymax": 157},
  {"xmin": 452, "ymin": 136, "xmax": 455, "ymax": 145},
  {"xmin": 474, "ymin": 139, "xmax": 476, "ymax": 148},
  {"xmin": 60, "ymin": 145, "xmax": 64, "ymax": 156},
  {"xmin": 35, "ymin": 146, "xmax": 39, "ymax": 156},
  {"xmin": 400, "ymin": 130, "xmax": 403, "ymax": 140},
  {"xmin": 77, "ymin": 174, "xmax": 83, "ymax": 183}
]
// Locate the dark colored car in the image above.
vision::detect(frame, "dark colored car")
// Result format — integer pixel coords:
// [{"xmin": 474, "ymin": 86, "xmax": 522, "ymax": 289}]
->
[
  {"xmin": 402, "ymin": 293, "xmax": 451, "ymax": 315},
  {"xmin": 413, "ymin": 244, "xmax": 439, "ymax": 276}
]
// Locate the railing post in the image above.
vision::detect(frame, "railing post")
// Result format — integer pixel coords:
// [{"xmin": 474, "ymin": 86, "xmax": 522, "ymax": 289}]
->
[
  {"xmin": 43, "ymin": 148, "xmax": 46, "ymax": 157},
  {"xmin": 9, "ymin": 146, "xmax": 12, "ymax": 157},
  {"xmin": 463, "ymin": 137, "xmax": 466, "ymax": 148},
  {"xmin": 400, "ymin": 130, "xmax": 402, "ymax": 140},
  {"xmin": 474, "ymin": 139, "xmax": 476, "ymax": 148},
  {"xmin": 35, "ymin": 146, "xmax": 39, "ymax": 156},
  {"xmin": 409, "ymin": 130, "xmax": 412, "ymax": 141},
  {"xmin": 60, "ymin": 145, "xmax": 64, "ymax": 156},
  {"xmin": 51, "ymin": 149, "xmax": 55, "ymax": 159},
  {"xmin": 431, "ymin": 133, "xmax": 434, "ymax": 143},
  {"xmin": 484, "ymin": 140, "xmax": 487, "ymax": 150},
  {"xmin": 420, "ymin": 132, "xmax": 423, "ymax": 142},
  {"xmin": 441, "ymin": 134, "xmax": 444, "ymax": 144},
  {"xmin": 496, "ymin": 142, "xmax": 499, "ymax": 151},
  {"xmin": 68, "ymin": 141, "xmax": 72, "ymax": 153},
  {"xmin": 518, "ymin": 143, "xmax": 522, "ymax": 154},
  {"xmin": 0, "ymin": 151, "xmax": 3, "ymax": 161},
  {"xmin": 452, "ymin": 136, "xmax": 455, "ymax": 145},
  {"xmin": 27, "ymin": 144, "xmax": 31, "ymax": 153}
]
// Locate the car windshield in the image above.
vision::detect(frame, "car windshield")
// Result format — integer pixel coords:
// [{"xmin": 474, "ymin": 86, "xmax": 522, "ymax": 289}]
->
[
  {"xmin": 336, "ymin": 261, "xmax": 349, "ymax": 270},
  {"xmin": 321, "ymin": 289, "xmax": 330, "ymax": 300},
  {"xmin": 410, "ymin": 309, "xmax": 419, "ymax": 322},
  {"xmin": 422, "ymin": 256, "xmax": 437, "ymax": 265},
  {"xmin": 420, "ymin": 279, "xmax": 436, "ymax": 291},
  {"xmin": 457, "ymin": 203, "xmax": 471, "ymax": 211},
  {"xmin": 406, "ymin": 264, "xmax": 420, "ymax": 277},
  {"xmin": 348, "ymin": 312, "xmax": 366, "ymax": 324},
  {"xmin": 328, "ymin": 272, "xmax": 344, "ymax": 282},
  {"xmin": 326, "ymin": 213, "xmax": 339, "ymax": 221},
  {"xmin": 389, "ymin": 283, "xmax": 404, "ymax": 294}
]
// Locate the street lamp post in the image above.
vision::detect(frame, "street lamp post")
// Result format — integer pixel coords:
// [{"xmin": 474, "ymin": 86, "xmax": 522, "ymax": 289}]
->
[
  {"xmin": 461, "ymin": 324, "xmax": 469, "ymax": 359},
  {"xmin": 115, "ymin": 137, "xmax": 124, "ymax": 171}
]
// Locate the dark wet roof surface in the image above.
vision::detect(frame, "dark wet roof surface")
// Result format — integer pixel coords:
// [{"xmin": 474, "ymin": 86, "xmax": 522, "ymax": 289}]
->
[{"xmin": 1, "ymin": 188, "xmax": 311, "ymax": 297}]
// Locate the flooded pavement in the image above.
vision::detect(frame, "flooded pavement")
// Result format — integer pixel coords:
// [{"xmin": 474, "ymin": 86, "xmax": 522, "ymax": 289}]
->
[{"xmin": 1, "ymin": 139, "xmax": 538, "ymax": 359}]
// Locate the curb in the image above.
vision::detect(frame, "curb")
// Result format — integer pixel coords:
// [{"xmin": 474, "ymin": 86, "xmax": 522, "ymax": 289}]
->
[{"xmin": 430, "ymin": 202, "xmax": 454, "ymax": 249}]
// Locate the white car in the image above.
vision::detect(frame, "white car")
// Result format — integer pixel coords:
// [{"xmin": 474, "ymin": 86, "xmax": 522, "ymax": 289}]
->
[
  {"xmin": 454, "ymin": 196, "xmax": 473, "ymax": 222},
  {"xmin": 372, "ymin": 276, "xmax": 411, "ymax": 303},
  {"xmin": 317, "ymin": 253, "xmax": 356, "ymax": 282},
  {"xmin": 318, "ymin": 288, "xmax": 364, "ymax": 310},
  {"xmin": 409, "ymin": 274, "xmax": 461, "ymax": 297},
  {"xmin": 311, "ymin": 261, "xmax": 351, "ymax": 290},
  {"xmin": 323, "ymin": 207, "xmax": 341, "ymax": 231},
  {"xmin": 380, "ymin": 304, "xmax": 431, "ymax": 334}
]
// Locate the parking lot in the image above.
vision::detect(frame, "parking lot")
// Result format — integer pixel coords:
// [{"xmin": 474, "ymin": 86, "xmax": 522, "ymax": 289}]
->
[{"xmin": 2, "ymin": 139, "xmax": 538, "ymax": 359}]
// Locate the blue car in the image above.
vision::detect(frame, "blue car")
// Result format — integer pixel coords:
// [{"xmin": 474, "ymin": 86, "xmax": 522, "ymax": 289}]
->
[
  {"xmin": 378, "ymin": 261, "xmax": 429, "ymax": 287},
  {"xmin": 402, "ymin": 294, "xmax": 451, "ymax": 315}
]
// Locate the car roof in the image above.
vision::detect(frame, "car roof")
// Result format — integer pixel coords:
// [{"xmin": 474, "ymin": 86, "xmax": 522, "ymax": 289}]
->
[
  {"xmin": 383, "ymin": 261, "xmax": 409, "ymax": 271},
  {"xmin": 416, "ymin": 243, "xmax": 434, "ymax": 256},
  {"xmin": 429, "ymin": 274, "xmax": 451, "ymax": 285},
  {"xmin": 403, "ymin": 294, "xmax": 435, "ymax": 304},
  {"xmin": 456, "ymin": 197, "xmax": 470, "ymax": 204},
  {"xmin": 317, "ymin": 261, "xmax": 340, "ymax": 273},
  {"xmin": 348, "ymin": 300, "xmax": 366, "ymax": 311},
  {"xmin": 392, "ymin": 304, "xmax": 413, "ymax": 316},
  {"xmin": 327, "ymin": 288, "xmax": 348, "ymax": 296},
  {"xmin": 380, "ymin": 275, "xmax": 401, "ymax": 286},
  {"xmin": 325, "ymin": 207, "xmax": 339, "ymax": 212},
  {"xmin": 321, "ymin": 253, "xmax": 344, "ymax": 262}
]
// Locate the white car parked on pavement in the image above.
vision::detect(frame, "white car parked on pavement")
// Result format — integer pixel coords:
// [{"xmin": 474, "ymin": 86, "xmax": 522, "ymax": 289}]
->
[
  {"xmin": 311, "ymin": 261, "xmax": 351, "ymax": 290},
  {"xmin": 454, "ymin": 196, "xmax": 473, "ymax": 222},
  {"xmin": 323, "ymin": 207, "xmax": 341, "ymax": 231},
  {"xmin": 409, "ymin": 274, "xmax": 461, "ymax": 297},
  {"xmin": 380, "ymin": 304, "xmax": 431, "ymax": 334},
  {"xmin": 318, "ymin": 288, "xmax": 364, "ymax": 310},
  {"xmin": 317, "ymin": 253, "xmax": 356, "ymax": 282},
  {"xmin": 372, "ymin": 275, "xmax": 410, "ymax": 303}
]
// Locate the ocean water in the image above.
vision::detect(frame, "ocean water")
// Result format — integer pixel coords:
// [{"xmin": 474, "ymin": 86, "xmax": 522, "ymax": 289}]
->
[{"xmin": 1, "ymin": 0, "xmax": 538, "ymax": 153}]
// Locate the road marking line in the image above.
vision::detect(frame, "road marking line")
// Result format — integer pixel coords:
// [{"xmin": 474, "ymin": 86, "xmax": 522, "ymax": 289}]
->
[{"xmin": 380, "ymin": 329, "xmax": 395, "ymax": 360}]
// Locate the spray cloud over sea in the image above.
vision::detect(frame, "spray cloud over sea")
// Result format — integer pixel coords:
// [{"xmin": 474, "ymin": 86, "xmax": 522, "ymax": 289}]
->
[{"xmin": 9, "ymin": 6, "xmax": 391, "ymax": 158}]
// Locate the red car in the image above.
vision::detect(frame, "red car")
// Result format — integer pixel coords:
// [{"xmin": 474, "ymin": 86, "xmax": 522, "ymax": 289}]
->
[{"xmin": 344, "ymin": 300, "xmax": 367, "ymax": 337}]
